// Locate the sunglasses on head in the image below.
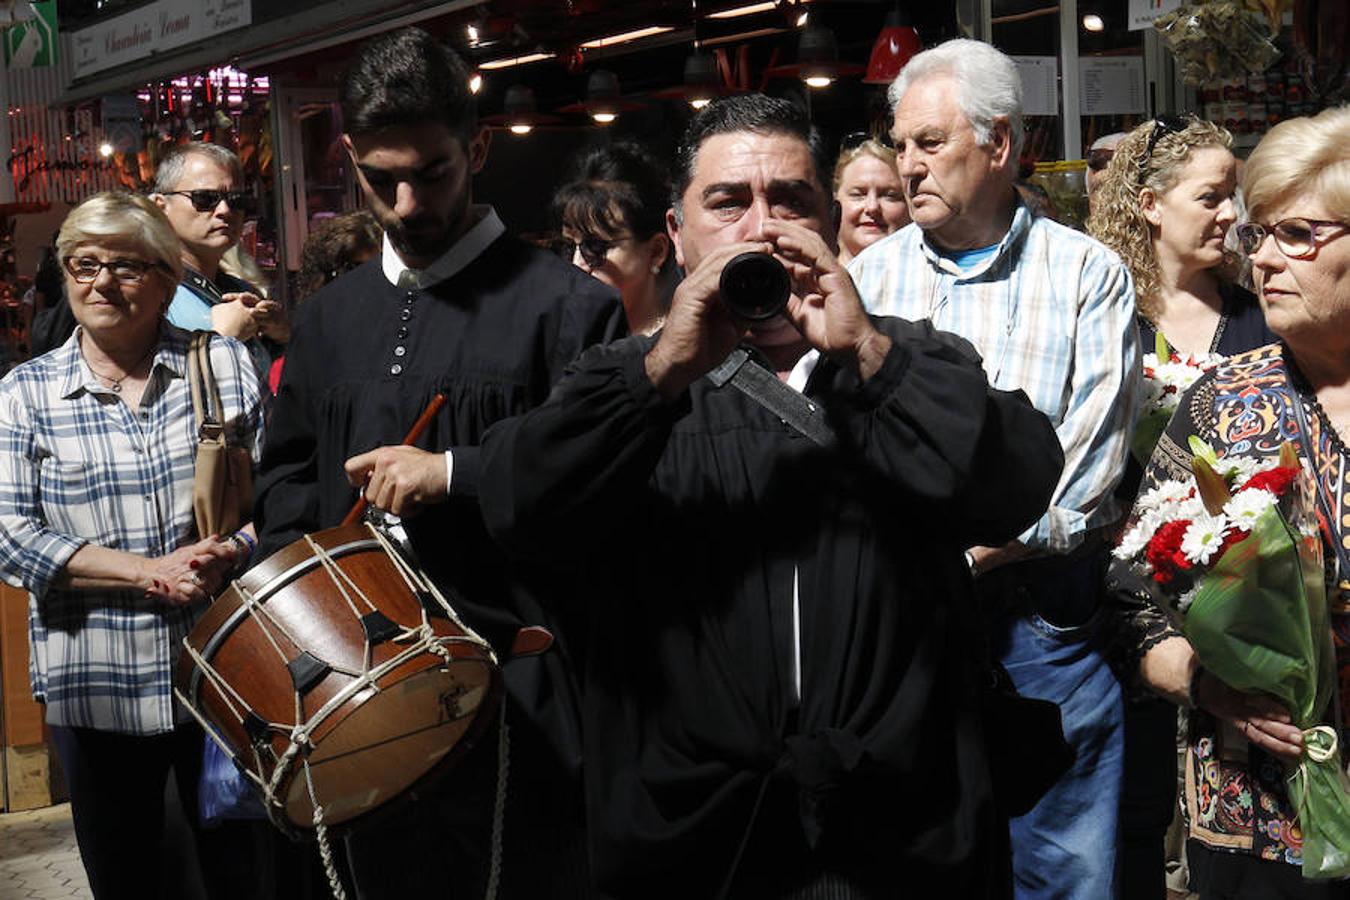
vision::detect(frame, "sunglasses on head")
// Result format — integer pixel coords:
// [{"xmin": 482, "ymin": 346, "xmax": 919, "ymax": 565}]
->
[
  {"xmin": 1086, "ymin": 149, "xmax": 1114, "ymax": 172},
  {"xmin": 163, "ymin": 189, "xmax": 253, "ymax": 213},
  {"xmin": 1136, "ymin": 115, "xmax": 1190, "ymax": 185},
  {"xmin": 839, "ymin": 131, "xmax": 894, "ymax": 153}
]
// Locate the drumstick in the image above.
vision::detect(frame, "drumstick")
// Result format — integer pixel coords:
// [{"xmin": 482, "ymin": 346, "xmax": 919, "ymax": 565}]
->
[{"xmin": 341, "ymin": 392, "xmax": 448, "ymax": 525}]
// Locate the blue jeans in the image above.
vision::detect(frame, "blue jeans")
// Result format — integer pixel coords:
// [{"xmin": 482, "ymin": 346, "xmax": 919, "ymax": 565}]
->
[{"xmin": 992, "ymin": 605, "xmax": 1124, "ymax": 899}]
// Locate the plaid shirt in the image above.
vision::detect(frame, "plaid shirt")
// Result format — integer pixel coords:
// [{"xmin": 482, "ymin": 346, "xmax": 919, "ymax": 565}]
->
[
  {"xmin": 0, "ymin": 325, "xmax": 262, "ymax": 734},
  {"xmin": 849, "ymin": 204, "xmax": 1141, "ymax": 553}
]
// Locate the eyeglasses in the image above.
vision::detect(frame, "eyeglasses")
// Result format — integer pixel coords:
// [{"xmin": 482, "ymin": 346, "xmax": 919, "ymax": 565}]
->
[
  {"xmin": 162, "ymin": 189, "xmax": 253, "ymax": 213},
  {"xmin": 559, "ymin": 233, "xmax": 630, "ymax": 269},
  {"xmin": 1086, "ymin": 148, "xmax": 1114, "ymax": 172},
  {"xmin": 1136, "ymin": 115, "xmax": 1189, "ymax": 185},
  {"xmin": 1234, "ymin": 218, "xmax": 1349, "ymax": 259},
  {"xmin": 63, "ymin": 256, "xmax": 170, "ymax": 284}
]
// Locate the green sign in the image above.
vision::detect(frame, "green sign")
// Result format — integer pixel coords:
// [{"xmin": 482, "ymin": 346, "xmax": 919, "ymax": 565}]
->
[{"xmin": 5, "ymin": 1, "xmax": 57, "ymax": 68}]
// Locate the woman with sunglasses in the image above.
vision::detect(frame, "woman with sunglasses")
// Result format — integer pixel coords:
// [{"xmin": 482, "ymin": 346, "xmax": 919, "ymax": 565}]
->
[
  {"xmin": 0, "ymin": 193, "xmax": 265, "ymax": 898},
  {"xmin": 554, "ymin": 142, "xmax": 674, "ymax": 334},
  {"xmin": 833, "ymin": 135, "xmax": 909, "ymax": 265},
  {"xmin": 1109, "ymin": 107, "xmax": 1350, "ymax": 900}
]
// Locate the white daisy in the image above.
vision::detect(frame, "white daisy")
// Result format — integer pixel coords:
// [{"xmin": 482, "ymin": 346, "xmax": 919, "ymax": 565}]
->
[
  {"xmin": 1180, "ymin": 514, "xmax": 1231, "ymax": 566},
  {"xmin": 1223, "ymin": 489, "xmax": 1277, "ymax": 526},
  {"xmin": 1138, "ymin": 480, "xmax": 1191, "ymax": 513},
  {"xmin": 1220, "ymin": 455, "xmax": 1264, "ymax": 488},
  {"xmin": 1115, "ymin": 511, "xmax": 1162, "ymax": 560}
]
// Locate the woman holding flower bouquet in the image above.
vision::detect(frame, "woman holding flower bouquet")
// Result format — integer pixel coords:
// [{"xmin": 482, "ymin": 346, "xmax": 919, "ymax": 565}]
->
[
  {"xmin": 1110, "ymin": 107, "xmax": 1350, "ymax": 899},
  {"xmin": 1091, "ymin": 116, "xmax": 1277, "ymax": 899}
]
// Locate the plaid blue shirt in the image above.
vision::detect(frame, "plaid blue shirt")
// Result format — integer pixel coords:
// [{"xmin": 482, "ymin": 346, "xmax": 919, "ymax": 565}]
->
[
  {"xmin": 0, "ymin": 325, "xmax": 262, "ymax": 734},
  {"xmin": 849, "ymin": 205, "xmax": 1141, "ymax": 552}
]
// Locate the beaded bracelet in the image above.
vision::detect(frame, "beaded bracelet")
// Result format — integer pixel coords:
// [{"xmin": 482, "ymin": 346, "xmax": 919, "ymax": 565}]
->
[{"xmin": 228, "ymin": 531, "xmax": 257, "ymax": 569}]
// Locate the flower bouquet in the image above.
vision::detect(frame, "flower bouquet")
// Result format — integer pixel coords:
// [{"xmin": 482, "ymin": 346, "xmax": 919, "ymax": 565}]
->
[
  {"xmin": 1132, "ymin": 333, "xmax": 1223, "ymax": 465},
  {"xmin": 1114, "ymin": 440, "xmax": 1350, "ymax": 878}
]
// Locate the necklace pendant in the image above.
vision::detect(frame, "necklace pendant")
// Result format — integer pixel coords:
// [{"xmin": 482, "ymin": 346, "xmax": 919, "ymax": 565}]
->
[{"xmin": 111, "ymin": 382, "xmax": 122, "ymax": 393}]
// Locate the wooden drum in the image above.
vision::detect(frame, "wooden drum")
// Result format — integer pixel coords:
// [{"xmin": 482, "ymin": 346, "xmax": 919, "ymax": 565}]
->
[{"xmin": 175, "ymin": 523, "xmax": 501, "ymax": 831}]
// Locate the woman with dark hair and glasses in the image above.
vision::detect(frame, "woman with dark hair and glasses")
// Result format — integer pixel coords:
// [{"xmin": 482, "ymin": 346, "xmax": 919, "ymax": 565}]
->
[
  {"xmin": 0, "ymin": 192, "xmax": 265, "ymax": 897},
  {"xmin": 833, "ymin": 135, "xmax": 908, "ymax": 265},
  {"xmin": 554, "ymin": 141, "xmax": 674, "ymax": 334},
  {"xmin": 1091, "ymin": 116, "xmax": 1276, "ymax": 900},
  {"xmin": 1109, "ymin": 107, "xmax": 1350, "ymax": 900}
]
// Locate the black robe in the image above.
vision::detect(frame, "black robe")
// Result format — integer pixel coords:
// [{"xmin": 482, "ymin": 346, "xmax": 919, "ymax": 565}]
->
[
  {"xmin": 479, "ymin": 317, "xmax": 1064, "ymax": 898},
  {"xmin": 253, "ymin": 235, "xmax": 625, "ymax": 897},
  {"xmin": 256, "ymin": 234, "xmax": 625, "ymax": 652}
]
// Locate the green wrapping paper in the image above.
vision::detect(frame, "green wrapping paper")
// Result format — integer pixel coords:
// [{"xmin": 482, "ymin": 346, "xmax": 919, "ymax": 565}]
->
[
  {"xmin": 1181, "ymin": 500, "xmax": 1350, "ymax": 878},
  {"xmin": 1131, "ymin": 407, "xmax": 1173, "ymax": 467}
]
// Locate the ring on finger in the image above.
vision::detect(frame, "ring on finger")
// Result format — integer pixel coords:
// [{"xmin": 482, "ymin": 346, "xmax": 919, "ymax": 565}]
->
[{"xmin": 190, "ymin": 572, "xmax": 203, "ymax": 587}]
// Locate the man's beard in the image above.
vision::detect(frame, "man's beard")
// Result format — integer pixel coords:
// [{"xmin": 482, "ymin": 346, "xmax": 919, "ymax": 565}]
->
[{"xmin": 385, "ymin": 216, "xmax": 453, "ymax": 263}]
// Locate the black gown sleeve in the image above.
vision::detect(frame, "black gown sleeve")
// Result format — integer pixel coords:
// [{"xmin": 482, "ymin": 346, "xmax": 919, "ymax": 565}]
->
[
  {"xmin": 253, "ymin": 295, "xmax": 323, "ymax": 558},
  {"xmin": 839, "ymin": 316, "xmax": 1063, "ymax": 547},
  {"xmin": 445, "ymin": 275, "xmax": 628, "ymax": 499},
  {"xmin": 480, "ymin": 317, "xmax": 1062, "ymax": 562}
]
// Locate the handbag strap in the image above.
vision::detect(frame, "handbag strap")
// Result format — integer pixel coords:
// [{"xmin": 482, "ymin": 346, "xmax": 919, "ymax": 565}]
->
[{"xmin": 188, "ymin": 330, "xmax": 226, "ymax": 434}]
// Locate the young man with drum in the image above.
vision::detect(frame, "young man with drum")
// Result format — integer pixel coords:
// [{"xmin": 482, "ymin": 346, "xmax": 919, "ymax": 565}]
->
[{"xmin": 252, "ymin": 26, "xmax": 625, "ymax": 899}]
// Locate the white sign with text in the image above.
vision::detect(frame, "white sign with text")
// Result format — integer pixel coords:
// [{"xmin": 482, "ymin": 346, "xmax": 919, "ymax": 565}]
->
[{"xmin": 72, "ymin": 0, "xmax": 251, "ymax": 78}]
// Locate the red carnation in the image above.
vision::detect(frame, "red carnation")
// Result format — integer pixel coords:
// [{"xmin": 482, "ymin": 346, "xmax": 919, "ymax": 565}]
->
[
  {"xmin": 1147, "ymin": 519, "xmax": 1191, "ymax": 584},
  {"xmin": 1240, "ymin": 466, "xmax": 1298, "ymax": 498}
]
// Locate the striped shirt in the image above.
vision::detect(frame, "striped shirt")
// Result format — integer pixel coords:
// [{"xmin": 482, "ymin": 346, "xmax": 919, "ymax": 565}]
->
[
  {"xmin": 0, "ymin": 325, "xmax": 262, "ymax": 734},
  {"xmin": 849, "ymin": 204, "xmax": 1141, "ymax": 553}
]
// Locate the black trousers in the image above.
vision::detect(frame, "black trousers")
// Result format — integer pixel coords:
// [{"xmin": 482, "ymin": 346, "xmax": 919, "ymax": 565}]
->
[
  {"xmin": 1189, "ymin": 841, "xmax": 1350, "ymax": 900},
  {"xmin": 49, "ymin": 722, "xmax": 266, "ymax": 900}
]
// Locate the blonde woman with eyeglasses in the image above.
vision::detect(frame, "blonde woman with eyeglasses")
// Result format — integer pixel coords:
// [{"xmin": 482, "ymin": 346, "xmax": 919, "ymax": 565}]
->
[
  {"xmin": 1110, "ymin": 107, "xmax": 1350, "ymax": 900},
  {"xmin": 0, "ymin": 192, "xmax": 264, "ymax": 898}
]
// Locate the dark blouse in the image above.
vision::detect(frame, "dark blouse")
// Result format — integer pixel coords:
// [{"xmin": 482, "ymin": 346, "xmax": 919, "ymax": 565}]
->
[
  {"xmin": 1119, "ymin": 281, "xmax": 1275, "ymax": 502},
  {"xmin": 479, "ymin": 318, "xmax": 1064, "ymax": 898}
]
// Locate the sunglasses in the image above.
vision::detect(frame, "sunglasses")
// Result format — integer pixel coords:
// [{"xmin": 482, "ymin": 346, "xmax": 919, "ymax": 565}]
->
[
  {"xmin": 840, "ymin": 130, "xmax": 894, "ymax": 153},
  {"xmin": 64, "ymin": 256, "xmax": 170, "ymax": 285},
  {"xmin": 1234, "ymin": 218, "xmax": 1349, "ymax": 259},
  {"xmin": 1086, "ymin": 149, "xmax": 1114, "ymax": 172},
  {"xmin": 1136, "ymin": 115, "xmax": 1189, "ymax": 185},
  {"xmin": 163, "ymin": 189, "xmax": 253, "ymax": 213},
  {"xmin": 559, "ymin": 233, "xmax": 631, "ymax": 269}
]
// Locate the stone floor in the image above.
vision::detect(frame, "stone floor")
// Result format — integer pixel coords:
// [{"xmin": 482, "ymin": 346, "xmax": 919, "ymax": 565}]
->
[{"xmin": 0, "ymin": 803, "xmax": 91, "ymax": 900}]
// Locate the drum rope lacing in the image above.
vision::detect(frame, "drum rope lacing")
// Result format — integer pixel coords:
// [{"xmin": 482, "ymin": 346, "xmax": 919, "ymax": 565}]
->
[{"xmin": 179, "ymin": 524, "xmax": 506, "ymax": 900}]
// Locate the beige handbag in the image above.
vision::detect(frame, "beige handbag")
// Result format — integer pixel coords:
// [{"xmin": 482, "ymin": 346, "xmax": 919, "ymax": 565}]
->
[{"xmin": 188, "ymin": 331, "xmax": 253, "ymax": 538}]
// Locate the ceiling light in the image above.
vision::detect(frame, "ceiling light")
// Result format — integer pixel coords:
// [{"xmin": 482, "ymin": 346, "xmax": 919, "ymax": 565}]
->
[
  {"xmin": 690, "ymin": 98, "xmax": 712, "ymax": 109},
  {"xmin": 864, "ymin": 8, "xmax": 923, "ymax": 85},
  {"xmin": 98, "ymin": 142, "xmax": 114, "ymax": 157},
  {"xmin": 804, "ymin": 75, "xmax": 833, "ymax": 88},
  {"xmin": 1082, "ymin": 13, "xmax": 1105, "ymax": 31},
  {"xmin": 466, "ymin": 23, "xmax": 479, "ymax": 44},
  {"xmin": 591, "ymin": 112, "xmax": 617, "ymax": 124},
  {"xmin": 708, "ymin": 2, "xmax": 779, "ymax": 18},
  {"xmin": 480, "ymin": 52, "xmax": 554, "ymax": 70},
  {"xmin": 579, "ymin": 26, "xmax": 673, "ymax": 49},
  {"xmin": 509, "ymin": 124, "xmax": 532, "ymax": 135},
  {"xmin": 468, "ymin": 73, "xmax": 483, "ymax": 94},
  {"xmin": 796, "ymin": 11, "xmax": 809, "ymax": 26}
]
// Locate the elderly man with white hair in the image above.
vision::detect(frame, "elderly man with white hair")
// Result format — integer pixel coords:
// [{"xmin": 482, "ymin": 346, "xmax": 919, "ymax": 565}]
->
[{"xmin": 849, "ymin": 39, "xmax": 1140, "ymax": 899}]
